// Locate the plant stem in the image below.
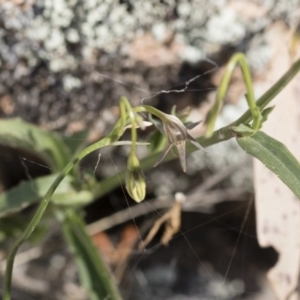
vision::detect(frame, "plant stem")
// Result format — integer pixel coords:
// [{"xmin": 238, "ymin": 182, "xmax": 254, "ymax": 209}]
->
[
  {"xmin": 205, "ymin": 52, "xmax": 262, "ymax": 136},
  {"xmin": 139, "ymin": 105, "xmax": 169, "ymax": 120},
  {"xmin": 3, "ymin": 120, "xmax": 125, "ymax": 300},
  {"xmin": 91, "ymin": 55, "xmax": 300, "ymax": 199},
  {"xmin": 232, "ymin": 56, "xmax": 300, "ymax": 126},
  {"xmin": 4, "ymin": 55, "xmax": 300, "ymax": 300},
  {"xmin": 122, "ymin": 98, "xmax": 137, "ymax": 159},
  {"xmin": 3, "ymin": 157, "xmax": 77, "ymax": 300}
]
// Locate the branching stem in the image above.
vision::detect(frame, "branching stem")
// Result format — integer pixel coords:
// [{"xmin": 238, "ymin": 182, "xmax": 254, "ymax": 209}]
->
[
  {"xmin": 2, "ymin": 105, "xmax": 128, "ymax": 300},
  {"xmin": 92, "ymin": 55, "xmax": 300, "ymax": 199},
  {"xmin": 3, "ymin": 54, "xmax": 300, "ymax": 300},
  {"xmin": 205, "ymin": 52, "xmax": 262, "ymax": 136}
]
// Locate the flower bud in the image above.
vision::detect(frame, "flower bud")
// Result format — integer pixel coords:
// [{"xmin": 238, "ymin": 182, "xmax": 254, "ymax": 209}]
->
[
  {"xmin": 125, "ymin": 154, "xmax": 146, "ymax": 202},
  {"xmin": 125, "ymin": 168, "xmax": 146, "ymax": 203}
]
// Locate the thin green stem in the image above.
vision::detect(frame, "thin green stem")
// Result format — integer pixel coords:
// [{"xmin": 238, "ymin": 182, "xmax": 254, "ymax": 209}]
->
[
  {"xmin": 119, "ymin": 97, "xmax": 128, "ymax": 130},
  {"xmin": 91, "ymin": 55, "xmax": 300, "ymax": 200},
  {"xmin": 232, "ymin": 56, "xmax": 300, "ymax": 126},
  {"xmin": 139, "ymin": 105, "xmax": 169, "ymax": 120},
  {"xmin": 4, "ymin": 54, "xmax": 300, "ymax": 300},
  {"xmin": 3, "ymin": 110, "xmax": 127, "ymax": 300},
  {"xmin": 121, "ymin": 97, "xmax": 137, "ymax": 157},
  {"xmin": 205, "ymin": 52, "xmax": 262, "ymax": 137},
  {"xmin": 3, "ymin": 157, "xmax": 77, "ymax": 300}
]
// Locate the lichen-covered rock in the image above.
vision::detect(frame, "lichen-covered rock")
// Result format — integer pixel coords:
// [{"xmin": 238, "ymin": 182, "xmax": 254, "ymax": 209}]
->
[{"xmin": 0, "ymin": 0, "xmax": 298, "ymax": 129}]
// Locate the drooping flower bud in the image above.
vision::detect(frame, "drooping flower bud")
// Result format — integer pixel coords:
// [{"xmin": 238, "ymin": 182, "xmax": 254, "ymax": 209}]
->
[
  {"xmin": 125, "ymin": 168, "xmax": 146, "ymax": 203},
  {"xmin": 125, "ymin": 154, "xmax": 146, "ymax": 202}
]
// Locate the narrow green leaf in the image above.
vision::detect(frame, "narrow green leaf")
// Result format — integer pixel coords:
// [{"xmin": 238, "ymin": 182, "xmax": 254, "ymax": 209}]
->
[
  {"xmin": 147, "ymin": 130, "xmax": 166, "ymax": 153},
  {"xmin": 63, "ymin": 129, "xmax": 89, "ymax": 154},
  {"xmin": 0, "ymin": 215, "xmax": 46, "ymax": 242},
  {"xmin": 0, "ymin": 118, "xmax": 71, "ymax": 171},
  {"xmin": 0, "ymin": 174, "xmax": 93, "ymax": 217},
  {"xmin": 237, "ymin": 131, "xmax": 300, "ymax": 200},
  {"xmin": 61, "ymin": 210, "xmax": 122, "ymax": 300}
]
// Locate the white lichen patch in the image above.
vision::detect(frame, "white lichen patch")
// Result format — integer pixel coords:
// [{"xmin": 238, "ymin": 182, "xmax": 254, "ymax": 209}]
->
[
  {"xmin": 63, "ymin": 75, "xmax": 82, "ymax": 91},
  {"xmin": 205, "ymin": 10, "xmax": 246, "ymax": 44}
]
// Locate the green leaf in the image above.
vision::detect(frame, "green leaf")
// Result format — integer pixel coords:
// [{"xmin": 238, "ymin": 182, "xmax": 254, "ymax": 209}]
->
[
  {"xmin": 231, "ymin": 123, "xmax": 255, "ymax": 137},
  {"xmin": 0, "ymin": 215, "xmax": 46, "ymax": 242},
  {"xmin": 261, "ymin": 106, "xmax": 275, "ymax": 123},
  {"xmin": 0, "ymin": 174, "xmax": 93, "ymax": 217},
  {"xmin": 61, "ymin": 210, "xmax": 122, "ymax": 300},
  {"xmin": 147, "ymin": 129, "xmax": 166, "ymax": 153},
  {"xmin": 63, "ymin": 129, "xmax": 89, "ymax": 154},
  {"xmin": 237, "ymin": 131, "xmax": 300, "ymax": 200},
  {"xmin": 0, "ymin": 118, "xmax": 71, "ymax": 171}
]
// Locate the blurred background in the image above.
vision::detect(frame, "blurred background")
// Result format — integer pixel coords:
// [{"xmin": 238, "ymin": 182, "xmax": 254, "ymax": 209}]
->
[{"xmin": 0, "ymin": 0, "xmax": 299, "ymax": 299}]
